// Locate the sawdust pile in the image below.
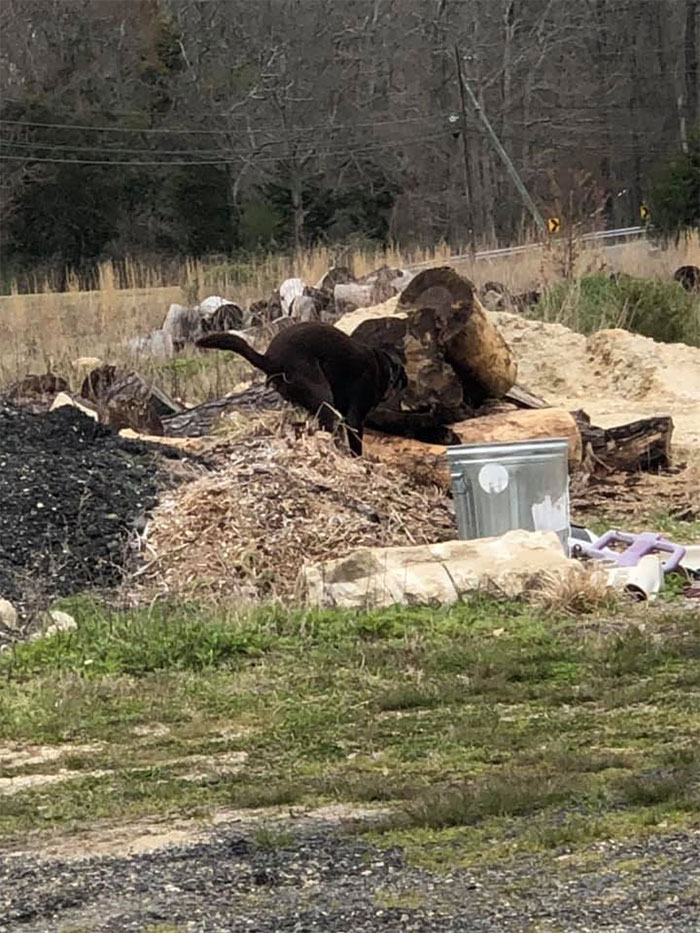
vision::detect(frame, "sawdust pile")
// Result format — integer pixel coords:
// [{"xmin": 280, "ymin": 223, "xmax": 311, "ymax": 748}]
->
[
  {"xmin": 137, "ymin": 430, "xmax": 456, "ymax": 601},
  {"xmin": 491, "ymin": 311, "xmax": 700, "ymax": 451},
  {"xmin": 492, "ymin": 311, "xmax": 700, "ymax": 405}
]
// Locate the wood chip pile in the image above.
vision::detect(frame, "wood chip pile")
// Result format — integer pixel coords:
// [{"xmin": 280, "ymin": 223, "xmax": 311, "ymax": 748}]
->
[{"xmin": 135, "ymin": 428, "xmax": 457, "ymax": 602}]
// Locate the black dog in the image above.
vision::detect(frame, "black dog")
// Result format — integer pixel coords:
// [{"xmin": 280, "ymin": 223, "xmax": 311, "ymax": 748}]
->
[{"xmin": 196, "ymin": 322, "xmax": 406, "ymax": 456}]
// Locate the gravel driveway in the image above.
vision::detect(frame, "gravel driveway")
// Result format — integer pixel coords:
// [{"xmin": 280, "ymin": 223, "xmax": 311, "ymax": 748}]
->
[{"xmin": 1, "ymin": 816, "xmax": 698, "ymax": 932}]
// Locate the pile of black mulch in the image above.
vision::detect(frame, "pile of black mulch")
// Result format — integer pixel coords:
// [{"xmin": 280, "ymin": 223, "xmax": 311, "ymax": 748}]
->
[{"xmin": 0, "ymin": 402, "xmax": 177, "ymax": 619}]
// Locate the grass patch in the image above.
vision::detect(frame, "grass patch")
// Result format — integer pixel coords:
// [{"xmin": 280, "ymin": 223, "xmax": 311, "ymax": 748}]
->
[
  {"xmin": 252, "ymin": 825, "xmax": 294, "ymax": 851},
  {"xmin": 1, "ymin": 596, "xmax": 699, "ymax": 872},
  {"xmin": 396, "ymin": 771, "xmax": 578, "ymax": 830},
  {"xmin": 536, "ymin": 274, "xmax": 700, "ymax": 346}
]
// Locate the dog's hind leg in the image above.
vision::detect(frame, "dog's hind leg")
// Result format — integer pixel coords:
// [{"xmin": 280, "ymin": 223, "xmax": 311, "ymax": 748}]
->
[{"xmin": 275, "ymin": 370, "xmax": 338, "ymax": 435}]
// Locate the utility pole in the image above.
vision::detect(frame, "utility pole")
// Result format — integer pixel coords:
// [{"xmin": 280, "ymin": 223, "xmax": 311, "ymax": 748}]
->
[
  {"xmin": 453, "ymin": 45, "xmax": 475, "ymax": 247},
  {"xmin": 455, "ymin": 45, "xmax": 547, "ymax": 235}
]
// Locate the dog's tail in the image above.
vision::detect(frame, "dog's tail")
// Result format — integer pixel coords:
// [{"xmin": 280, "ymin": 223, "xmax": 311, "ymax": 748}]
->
[{"xmin": 196, "ymin": 331, "xmax": 271, "ymax": 374}]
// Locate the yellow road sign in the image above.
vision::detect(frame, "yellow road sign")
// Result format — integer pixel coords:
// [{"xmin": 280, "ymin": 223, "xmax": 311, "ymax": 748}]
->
[
  {"xmin": 547, "ymin": 217, "xmax": 560, "ymax": 234},
  {"xmin": 640, "ymin": 203, "xmax": 650, "ymax": 221}
]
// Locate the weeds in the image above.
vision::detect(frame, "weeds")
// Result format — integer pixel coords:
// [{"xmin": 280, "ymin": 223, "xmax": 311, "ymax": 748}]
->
[
  {"xmin": 536, "ymin": 274, "xmax": 700, "ymax": 346},
  {"xmin": 395, "ymin": 772, "xmax": 578, "ymax": 830},
  {"xmin": 252, "ymin": 825, "xmax": 294, "ymax": 850}
]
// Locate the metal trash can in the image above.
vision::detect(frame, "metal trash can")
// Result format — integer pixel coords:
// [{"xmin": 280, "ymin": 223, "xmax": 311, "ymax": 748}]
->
[{"xmin": 447, "ymin": 438, "xmax": 571, "ymax": 552}]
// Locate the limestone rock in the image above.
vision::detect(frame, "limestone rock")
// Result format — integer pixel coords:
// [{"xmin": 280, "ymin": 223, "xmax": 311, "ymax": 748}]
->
[
  {"xmin": 32, "ymin": 609, "xmax": 78, "ymax": 641},
  {"xmin": 297, "ymin": 529, "xmax": 576, "ymax": 609}
]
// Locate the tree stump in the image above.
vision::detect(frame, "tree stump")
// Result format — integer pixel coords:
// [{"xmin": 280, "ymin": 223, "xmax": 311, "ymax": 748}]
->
[{"xmin": 80, "ymin": 365, "xmax": 183, "ymax": 436}]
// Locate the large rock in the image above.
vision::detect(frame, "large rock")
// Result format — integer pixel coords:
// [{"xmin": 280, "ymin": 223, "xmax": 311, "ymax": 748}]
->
[
  {"xmin": 32, "ymin": 609, "xmax": 78, "ymax": 640},
  {"xmin": 162, "ymin": 297, "xmax": 245, "ymax": 349},
  {"xmin": 297, "ymin": 529, "xmax": 576, "ymax": 609}
]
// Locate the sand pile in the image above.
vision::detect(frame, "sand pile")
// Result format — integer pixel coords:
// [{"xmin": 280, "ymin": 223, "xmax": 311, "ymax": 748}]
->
[{"xmin": 137, "ymin": 429, "xmax": 456, "ymax": 601}]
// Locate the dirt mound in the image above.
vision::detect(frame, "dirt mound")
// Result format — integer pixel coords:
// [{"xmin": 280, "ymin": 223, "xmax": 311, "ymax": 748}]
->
[
  {"xmin": 138, "ymin": 430, "xmax": 456, "ymax": 602},
  {"xmin": 0, "ymin": 403, "xmax": 160, "ymax": 618}
]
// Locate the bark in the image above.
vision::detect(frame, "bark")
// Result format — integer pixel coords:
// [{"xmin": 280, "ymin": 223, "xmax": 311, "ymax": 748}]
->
[
  {"xmin": 162, "ymin": 383, "xmax": 281, "ymax": 437},
  {"xmin": 79, "ymin": 365, "xmax": 183, "ymax": 435},
  {"xmin": 574, "ymin": 411, "xmax": 674, "ymax": 472}
]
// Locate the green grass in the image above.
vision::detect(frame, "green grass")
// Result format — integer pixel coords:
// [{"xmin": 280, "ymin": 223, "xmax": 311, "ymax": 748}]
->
[
  {"xmin": 1, "ymin": 596, "xmax": 699, "ymax": 872},
  {"xmin": 536, "ymin": 274, "xmax": 700, "ymax": 346}
]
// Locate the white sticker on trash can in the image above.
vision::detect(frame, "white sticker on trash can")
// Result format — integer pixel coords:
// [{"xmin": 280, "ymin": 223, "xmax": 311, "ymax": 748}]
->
[
  {"xmin": 531, "ymin": 494, "xmax": 569, "ymax": 532},
  {"xmin": 478, "ymin": 463, "xmax": 509, "ymax": 494}
]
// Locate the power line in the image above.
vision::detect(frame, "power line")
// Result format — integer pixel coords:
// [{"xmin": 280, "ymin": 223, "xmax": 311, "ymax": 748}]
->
[
  {"xmin": 0, "ymin": 129, "xmax": 456, "ymax": 166},
  {"xmin": 0, "ymin": 123, "xmax": 447, "ymax": 157},
  {"xmin": 0, "ymin": 112, "xmax": 455, "ymax": 137}
]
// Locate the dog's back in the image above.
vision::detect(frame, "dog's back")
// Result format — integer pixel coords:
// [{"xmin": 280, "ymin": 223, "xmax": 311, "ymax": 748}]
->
[{"xmin": 264, "ymin": 322, "xmax": 375, "ymax": 384}]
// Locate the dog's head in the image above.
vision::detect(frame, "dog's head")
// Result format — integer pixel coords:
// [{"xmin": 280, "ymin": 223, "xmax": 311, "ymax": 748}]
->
[{"xmin": 377, "ymin": 345, "xmax": 408, "ymax": 396}]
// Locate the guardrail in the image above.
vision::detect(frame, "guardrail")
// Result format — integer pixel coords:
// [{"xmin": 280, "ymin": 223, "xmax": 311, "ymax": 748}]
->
[{"xmin": 407, "ymin": 225, "xmax": 647, "ymax": 270}]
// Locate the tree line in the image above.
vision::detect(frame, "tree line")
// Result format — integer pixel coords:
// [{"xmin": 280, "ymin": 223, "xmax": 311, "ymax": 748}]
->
[{"xmin": 1, "ymin": 0, "xmax": 698, "ymax": 288}]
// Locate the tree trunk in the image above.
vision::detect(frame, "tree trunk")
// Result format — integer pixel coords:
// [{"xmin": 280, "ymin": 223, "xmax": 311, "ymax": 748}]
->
[{"xmin": 85, "ymin": 369, "xmax": 184, "ymax": 436}]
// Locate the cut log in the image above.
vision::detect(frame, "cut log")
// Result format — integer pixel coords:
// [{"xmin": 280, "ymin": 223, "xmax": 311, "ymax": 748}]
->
[
  {"xmin": 247, "ymin": 292, "xmax": 284, "ymax": 326},
  {"xmin": 504, "ymin": 383, "xmax": 551, "ymax": 410},
  {"xmin": 573, "ymin": 411, "xmax": 674, "ymax": 472},
  {"xmin": 162, "ymin": 383, "xmax": 281, "ymax": 437},
  {"xmin": 315, "ymin": 266, "xmax": 355, "ymax": 293},
  {"xmin": 201, "ymin": 301, "xmax": 245, "ymax": 334},
  {"xmin": 334, "ymin": 282, "xmax": 374, "ymax": 317},
  {"xmin": 3, "ymin": 372, "xmax": 69, "ymax": 413},
  {"xmin": 336, "ymin": 267, "xmax": 518, "ymax": 422},
  {"xmin": 162, "ymin": 304, "xmax": 203, "ymax": 348},
  {"xmin": 364, "ymin": 432, "xmax": 453, "ymax": 490},
  {"xmin": 452, "ymin": 408, "xmax": 582, "ymax": 465},
  {"xmin": 364, "ymin": 407, "xmax": 582, "ymax": 490},
  {"xmin": 357, "ymin": 265, "xmax": 407, "ymax": 303},
  {"xmin": 162, "ymin": 299, "xmax": 245, "ymax": 349},
  {"xmin": 279, "ymin": 278, "xmax": 306, "ymax": 314},
  {"xmin": 128, "ymin": 329, "xmax": 175, "ymax": 358},
  {"xmin": 365, "ymin": 408, "xmax": 463, "ymax": 445},
  {"xmin": 290, "ymin": 294, "xmax": 322, "ymax": 322}
]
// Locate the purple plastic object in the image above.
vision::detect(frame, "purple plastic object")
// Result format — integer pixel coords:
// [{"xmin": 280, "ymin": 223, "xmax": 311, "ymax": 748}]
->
[{"xmin": 578, "ymin": 530, "xmax": 686, "ymax": 572}]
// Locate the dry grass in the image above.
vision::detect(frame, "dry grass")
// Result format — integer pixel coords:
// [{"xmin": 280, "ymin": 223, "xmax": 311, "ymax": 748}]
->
[
  {"xmin": 529, "ymin": 565, "xmax": 618, "ymax": 616},
  {"xmin": 1, "ymin": 236, "xmax": 697, "ymax": 403}
]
